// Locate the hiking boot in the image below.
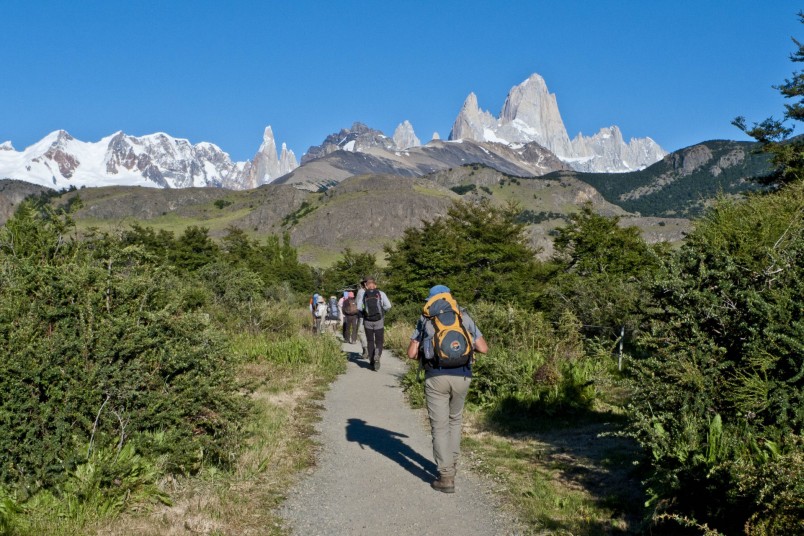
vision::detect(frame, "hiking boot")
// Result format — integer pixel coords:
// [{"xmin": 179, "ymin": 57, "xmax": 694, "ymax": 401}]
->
[
  {"xmin": 431, "ymin": 475, "xmax": 455, "ymax": 493},
  {"xmin": 373, "ymin": 359, "xmax": 381, "ymax": 371},
  {"xmin": 361, "ymin": 349, "xmax": 368, "ymax": 360}
]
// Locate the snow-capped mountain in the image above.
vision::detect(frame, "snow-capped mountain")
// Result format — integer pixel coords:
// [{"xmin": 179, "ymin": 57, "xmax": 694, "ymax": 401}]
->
[
  {"xmin": 0, "ymin": 127, "xmax": 298, "ymax": 190},
  {"xmin": 0, "ymin": 72, "xmax": 665, "ymax": 191},
  {"xmin": 448, "ymin": 73, "xmax": 666, "ymax": 172}
]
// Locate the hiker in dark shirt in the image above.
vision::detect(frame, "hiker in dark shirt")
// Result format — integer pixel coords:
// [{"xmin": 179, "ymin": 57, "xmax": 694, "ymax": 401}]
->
[{"xmin": 355, "ymin": 276, "xmax": 391, "ymax": 371}]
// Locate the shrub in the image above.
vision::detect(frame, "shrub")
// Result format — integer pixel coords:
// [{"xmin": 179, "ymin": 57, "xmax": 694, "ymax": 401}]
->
[
  {"xmin": 0, "ymin": 205, "xmax": 248, "ymax": 504},
  {"xmin": 628, "ymin": 182, "xmax": 804, "ymax": 533}
]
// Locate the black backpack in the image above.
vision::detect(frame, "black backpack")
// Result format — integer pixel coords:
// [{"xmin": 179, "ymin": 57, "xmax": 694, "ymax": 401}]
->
[{"xmin": 363, "ymin": 289, "xmax": 383, "ymax": 321}]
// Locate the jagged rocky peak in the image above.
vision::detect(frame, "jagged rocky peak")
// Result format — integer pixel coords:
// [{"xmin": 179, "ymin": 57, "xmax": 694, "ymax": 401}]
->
[
  {"xmin": 497, "ymin": 74, "xmax": 572, "ymax": 156},
  {"xmin": 447, "ymin": 72, "xmax": 666, "ymax": 172},
  {"xmin": 449, "ymin": 92, "xmax": 497, "ymax": 142},
  {"xmin": 392, "ymin": 120, "xmax": 421, "ymax": 150},
  {"xmin": 239, "ymin": 126, "xmax": 299, "ymax": 188},
  {"xmin": 570, "ymin": 126, "xmax": 667, "ymax": 173},
  {"xmin": 301, "ymin": 122, "xmax": 395, "ymax": 164},
  {"xmin": 1, "ymin": 141, "xmax": 15, "ymax": 151}
]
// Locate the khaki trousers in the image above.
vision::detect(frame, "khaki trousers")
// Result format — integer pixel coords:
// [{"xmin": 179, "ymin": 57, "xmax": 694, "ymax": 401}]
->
[{"xmin": 424, "ymin": 374, "xmax": 470, "ymax": 478}]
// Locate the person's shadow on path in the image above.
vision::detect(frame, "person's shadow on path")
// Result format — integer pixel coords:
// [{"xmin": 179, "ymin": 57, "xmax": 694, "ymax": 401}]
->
[{"xmin": 345, "ymin": 418, "xmax": 437, "ymax": 482}]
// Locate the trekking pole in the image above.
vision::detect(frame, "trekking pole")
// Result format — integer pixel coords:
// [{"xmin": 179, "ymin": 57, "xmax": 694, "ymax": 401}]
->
[{"xmin": 618, "ymin": 326, "xmax": 625, "ymax": 371}]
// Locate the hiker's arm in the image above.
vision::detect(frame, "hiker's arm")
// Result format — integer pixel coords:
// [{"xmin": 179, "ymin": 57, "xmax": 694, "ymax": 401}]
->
[
  {"xmin": 474, "ymin": 336, "xmax": 488, "ymax": 354},
  {"xmin": 406, "ymin": 339, "xmax": 420, "ymax": 359}
]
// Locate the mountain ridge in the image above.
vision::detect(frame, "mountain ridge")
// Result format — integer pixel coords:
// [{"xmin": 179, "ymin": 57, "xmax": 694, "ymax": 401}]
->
[{"xmin": 1, "ymin": 72, "xmax": 667, "ymax": 191}]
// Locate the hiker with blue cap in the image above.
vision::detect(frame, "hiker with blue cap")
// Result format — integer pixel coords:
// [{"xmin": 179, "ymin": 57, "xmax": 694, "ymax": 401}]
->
[{"xmin": 407, "ymin": 285, "xmax": 488, "ymax": 493}]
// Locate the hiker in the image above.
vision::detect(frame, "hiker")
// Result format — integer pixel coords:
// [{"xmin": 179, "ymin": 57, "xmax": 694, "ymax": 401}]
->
[
  {"xmin": 309, "ymin": 292, "xmax": 320, "ymax": 333},
  {"xmin": 355, "ymin": 278, "xmax": 369, "ymax": 358},
  {"xmin": 406, "ymin": 285, "xmax": 488, "ymax": 494},
  {"xmin": 355, "ymin": 276, "xmax": 391, "ymax": 370},
  {"xmin": 314, "ymin": 295, "xmax": 327, "ymax": 335},
  {"xmin": 341, "ymin": 291, "xmax": 359, "ymax": 344},
  {"xmin": 337, "ymin": 291, "xmax": 348, "ymax": 334},
  {"xmin": 325, "ymin": 295, "xmax": 340, "ymax": 334}
]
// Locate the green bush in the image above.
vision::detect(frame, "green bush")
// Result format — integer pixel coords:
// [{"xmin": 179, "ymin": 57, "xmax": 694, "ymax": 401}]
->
[
  {"xmin": 0, "ymin": 205, "xmax": 247, "ymax": 506},
  {"xmin": 628, "ymin": 182, "xmax": 804, "ymax": 534}
]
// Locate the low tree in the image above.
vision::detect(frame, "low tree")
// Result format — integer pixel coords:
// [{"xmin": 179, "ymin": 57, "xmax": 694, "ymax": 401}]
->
[
  {"xmin": 384, "ymin": 199, "xmax": 544, "ymax": 306},
  {"xmin": 733, "ymin": 11, "xmax": 804, "ymax": 185},
  {"xmin": 628, "ymin": 181, "xmax": 804, "ymax": 534},
  {"xmin": 322, "ymin": 248, "xmax": 378, "ymax": 292},
  {"xmin": 544, "ymin": 204, "xmax": 663, "ymax": 338}
]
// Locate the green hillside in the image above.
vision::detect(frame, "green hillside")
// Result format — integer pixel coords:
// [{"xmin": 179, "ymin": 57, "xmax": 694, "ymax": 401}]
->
[{"xmin": 557, "ymin": 140, "xmax": 772, "ymax": 217}]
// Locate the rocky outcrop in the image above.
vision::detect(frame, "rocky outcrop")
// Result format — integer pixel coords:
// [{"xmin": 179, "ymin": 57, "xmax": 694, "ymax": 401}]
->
[
  {"xmin": 238, "ymin": 127, "xmax": 299, "ymax": 189},
  {"xmin": 0, "ymin": 179, "xmax": 52, "ymax": 224},
  {"xmin": 392, "ymin": 120, "xmax": 421, "ymax": 150},
  {"xmin": 448, "ymin": 73, "xmax": 667, "ymax": 173},
  {"xmin": 301, "ymin": 122, "xmax": 396, "ymax": 164}
]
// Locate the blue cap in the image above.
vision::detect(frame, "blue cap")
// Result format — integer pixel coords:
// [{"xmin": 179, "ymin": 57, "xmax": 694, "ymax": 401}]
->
[
  {"xmin": 343, "ymin": 291, "xmax": 349, "ymax": 298},
  {"xmin": 428, "ymin": 285, "xmax": 450, "ymax": 298}
]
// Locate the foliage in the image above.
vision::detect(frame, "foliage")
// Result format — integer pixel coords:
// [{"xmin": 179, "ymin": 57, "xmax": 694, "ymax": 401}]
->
[
  {"xmin": 384, "ymin": 199, "xmax": 545, "ymax": 306},
  {"xmin": 734, "ymin": 12, "xmax": 804, "ymax": 185},
  {"xmin": 169, "ymin": 225, "xmax": 219, "ymax": 271},
  {"xmin": 542, "ymin": 204, "xmax": 664, "ymax": 339},
  {"xmin": 220, "ymin": 227, "xmax": 313, "ymax": 294},
  {"xmin": 571, "ymin": 140, "xmax": 771, "ymax": 217},
  {"xmin": 449, "ymin": 183, "xmax": 476, "ymax": 195},
  {"xmin": 515, "ymin": 209, "xmax": 566, "ymax": 224},
  {"xmin": 0, "ymin": 203, "xmax": 248, "ymax": 521},
  {"xmin": 320, "ymin": 248, "xmax": 378, "ymax": 293},
  {"xmin": 627, "ymin": 181, "xmax": 804, "ymax": 534}
]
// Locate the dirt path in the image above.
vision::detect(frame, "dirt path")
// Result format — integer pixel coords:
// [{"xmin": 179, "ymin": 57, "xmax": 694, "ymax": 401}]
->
[{"xmin": 280, "ymin": 340, "xmax": 520, "ymax": 535}]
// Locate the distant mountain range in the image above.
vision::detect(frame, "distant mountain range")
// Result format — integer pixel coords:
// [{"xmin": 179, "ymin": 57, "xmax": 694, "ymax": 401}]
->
[
  {"xmin": 0, "ymin": 73, "xmax": 667, "ymax": 191},
  {"xmin": 0, "ymin": 138, "xmax": 773, "ymax": 265}
]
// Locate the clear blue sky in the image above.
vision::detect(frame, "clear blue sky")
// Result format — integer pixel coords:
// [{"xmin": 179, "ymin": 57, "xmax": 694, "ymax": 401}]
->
[{"xmin": 1, "ymin": 1, "xmax": 801, "ymax": 161}]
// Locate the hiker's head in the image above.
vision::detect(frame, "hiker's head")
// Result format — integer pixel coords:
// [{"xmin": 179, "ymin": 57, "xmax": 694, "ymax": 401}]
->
[
  {"xmin": 343, "ymin": 291, "xmax": 349, "ymax": 298},
  {"xmin": 317, "ymin": 296, "xmax": 325, "ymax": 304},
  {"xmin": 363, "ymin": 276, "xmax": 377, "ymax": 289},
  {"xmin": 428, "ymin": 285, "xmax": 450, "ymax": 298},
  {"xmin": 347, "ymin": 291, "xmax": 355, "ymax": 298}
]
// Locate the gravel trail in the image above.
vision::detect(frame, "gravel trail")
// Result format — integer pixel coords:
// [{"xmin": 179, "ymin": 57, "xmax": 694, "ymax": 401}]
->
[{"xmin": 280, "ymin": 340, "xmax": 519, "ymax": 535}]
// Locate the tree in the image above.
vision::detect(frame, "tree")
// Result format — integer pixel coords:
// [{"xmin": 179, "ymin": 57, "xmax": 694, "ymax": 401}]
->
[
  {"xmin": 169, "ymin": 226, "xmax": 219, "ymax": 271},
  {"xmin": 544, "ymin": 204, "xmax": 662, "ymax": 335},
  {"xmin": 384, "ymin": 199, "xmax": 543, "ymax": 306},
  {"xmin": 322, "ymin": 248, "xmax": 378, "ymax": 292},
  {"xmin": 628, "ymin": 181, "xmax": 804, "ymax": 534},
  {"xmin": 734, "ymin": 12, "xmax": 804, "ymax": 185}
]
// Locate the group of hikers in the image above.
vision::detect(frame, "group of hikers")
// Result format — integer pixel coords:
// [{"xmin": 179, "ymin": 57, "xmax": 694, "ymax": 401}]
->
[
  {"xmin": 309, "ymin": 276, "xmax": 489, "ymax": 495},
  {"xmin": 310, "ymin": 276, "xmax": 391, "ymax": 370}
]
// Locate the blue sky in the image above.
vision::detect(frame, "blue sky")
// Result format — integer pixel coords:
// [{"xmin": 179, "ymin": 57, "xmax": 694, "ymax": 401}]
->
[{"xmin": 1, "ymin": 1, "xmax": 801, "ymax": 161}]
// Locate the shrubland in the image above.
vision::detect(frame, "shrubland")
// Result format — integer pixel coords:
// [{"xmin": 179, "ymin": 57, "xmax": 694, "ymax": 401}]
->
[
  {"xmin": 0, "ymin": 203, "xmax": 342, "ymax": 534},
  {"xmin": 382, "ymin": 181, "xmax": 802, "ymax": 534}
]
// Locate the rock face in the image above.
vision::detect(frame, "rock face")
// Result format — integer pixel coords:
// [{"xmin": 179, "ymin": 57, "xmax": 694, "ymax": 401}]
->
[
  {"xmin": 301, "ymin": 123, "xmax": 396, "ymax": 164},
  {"xmin": 392, "ymin": 120, "xmax": 421, "ymax": 150},
  {"xmin": 0, "ymin": 127, "xmax": 297, "ymax": 190},
  {"xmin": 0, "ymin": 179, "xmax": 52, "ymax": 224},
  {"xmin": 449, "ymin": 73, "xmax": 666, "ymax": 172},
  {"xmin": 276, "ymin": 137, "xmax": 569, "ymax": 191},
  {"xmin": 237, "ymin": 127, "xmax": 299, "ymax": 189}
]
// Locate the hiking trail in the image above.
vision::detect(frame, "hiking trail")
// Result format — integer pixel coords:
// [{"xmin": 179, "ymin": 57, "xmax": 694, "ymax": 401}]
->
[{"xmin": 280, "ymin": 339, "xmax": 521, "ymax": 535}]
